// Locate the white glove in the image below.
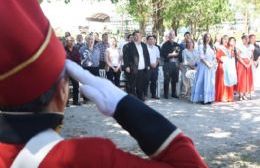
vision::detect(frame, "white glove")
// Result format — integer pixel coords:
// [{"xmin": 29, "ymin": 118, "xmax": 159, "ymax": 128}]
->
[{"xmin": 65, "ymin": 60, "xmax": 127, "ymax": 116}]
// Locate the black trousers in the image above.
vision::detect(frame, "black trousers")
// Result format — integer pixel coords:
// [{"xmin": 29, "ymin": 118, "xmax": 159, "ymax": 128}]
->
[
  {"xmin": 85, "ymin": 67, "xmax": 100, "ymax": 77},
  {"xmin": 70, "ymin": 78, "xmax": 79, "ymax": 104},
  {"xmin": 135, "ymin": 69, "xmax": 149, "ymax": 101},
  {"xmin": 82, "ymin": 66, "xmax": 100, "ymax": 102},
  {"xmin": 125, "ymin": 71, "xmax": 136, "ymax": 96},
  {"xmin": 145, "ymin": 67, "xmax": 158, "ymax": 97},
  {"xmin": 163, "ymin": 62, "xmax": 179, "ymax": 97},
  {"xmin": 106, "ymin": 67, "xmax": 121, "ymax": 87},
  {"xmin": 99, "ymin": 61, "xmax": 106, "ymax": 69}
]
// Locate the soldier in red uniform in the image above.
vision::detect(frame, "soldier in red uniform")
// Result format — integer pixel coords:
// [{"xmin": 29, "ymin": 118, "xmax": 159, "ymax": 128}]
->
[{"xmin": 0, "ymin": 0, "xmax": 208, "ymax": 167}]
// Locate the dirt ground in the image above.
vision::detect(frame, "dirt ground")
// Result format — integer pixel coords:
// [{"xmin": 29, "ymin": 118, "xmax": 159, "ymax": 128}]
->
[{"xmin": 61, "ymin": 91, "xmax": 260, "ymax": 168}]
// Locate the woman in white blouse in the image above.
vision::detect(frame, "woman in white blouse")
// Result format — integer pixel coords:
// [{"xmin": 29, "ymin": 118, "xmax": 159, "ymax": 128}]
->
[
  {"xmin": 105, "ymin": 37, "xmax": 122, "ymax": 87},
  {"xmin": 236, "ymin": 35, "xmax": 254, "ymax": 100}
]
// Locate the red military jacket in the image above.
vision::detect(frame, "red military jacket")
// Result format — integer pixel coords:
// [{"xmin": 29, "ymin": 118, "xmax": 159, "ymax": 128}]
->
[
  {"xmin": 0, "ymin": 96, "xmax": 208, "ymax": 168},
  {"xmin": 0, "ymin": 133, "xmax": 207, "ymax": 168}
]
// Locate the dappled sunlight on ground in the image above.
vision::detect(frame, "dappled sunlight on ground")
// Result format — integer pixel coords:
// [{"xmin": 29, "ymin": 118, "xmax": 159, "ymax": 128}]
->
[{"xmin": 62, "ymin": 90, "xmax": 260, "ymax": 167}]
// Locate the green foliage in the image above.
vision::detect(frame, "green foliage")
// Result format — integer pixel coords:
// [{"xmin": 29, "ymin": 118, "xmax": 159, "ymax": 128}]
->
[
  {"xmin": 126, "ymin": 0, "xmax": 151, "ymax": 22},
  {"xmin": 39, "ymin": 0, "xmax": 71, "ymax": 4},
  {"xmin": 231, "ymin": 0, "xmax": 260, "ymax": 33},
  {"xmin": 43, "ymin": 0, "xmax": 260, "ymax": 37},
  {"xmin": 239, "ymin": 0, "xmax": 260, "ymax": 12},
  {"xmin": 114, "ymin": 0, "xmax": 153, "ymax": 34},
  {"xmin": 163, "ymin": 0, "xmax": 233, "ymax": 38},
  {"xmin": 39, "ymin": 0, "xmax": 119, "ymax": 4}
]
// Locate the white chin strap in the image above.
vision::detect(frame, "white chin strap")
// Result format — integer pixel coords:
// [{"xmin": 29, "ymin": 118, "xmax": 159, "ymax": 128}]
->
[{"xmin": 11, "ymin": 129, "xmax": 63, "ymax": 168}]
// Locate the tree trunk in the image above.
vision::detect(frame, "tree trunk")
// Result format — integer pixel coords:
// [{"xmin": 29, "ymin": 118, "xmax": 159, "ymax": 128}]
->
[
  {"xmin": 189, "ymin": 20, "xmax": 195, "ymax": 39},
  {"xmin": 137, "ymin": 1, "xmax": 147, "ymax": 35},
  {"xmin": 194, "ymin": 22, "xmax": 199, "ymax": 40},
  {"xmin": 152, "ymin": 0, "xmax": 164, "ymax": 43},
  {"xmin": 139, "ymin": 21, "xmax": 146, "ymax": 35},
  {"xmin": 245, "ymin": 9, "xmax": 250, "ymax": 34},
  {"xmin": 171, "ymin": 18, "xmax": 179, "ymax": 36}
]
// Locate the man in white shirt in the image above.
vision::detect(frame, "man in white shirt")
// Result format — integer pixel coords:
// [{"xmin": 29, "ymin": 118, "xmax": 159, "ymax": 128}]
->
[
  {"xmin": 146, "ymin": 35, "xmax": 160, "ymax": 99},
  {"xmin": 124, "ymin": 30, "xmax": 150, "ymax": 101}
]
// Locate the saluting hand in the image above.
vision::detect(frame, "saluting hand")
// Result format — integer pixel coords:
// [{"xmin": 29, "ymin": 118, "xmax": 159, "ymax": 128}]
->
[{"xmin": 66, "ymin": 60, "xmax": 127, "ymax": 116}]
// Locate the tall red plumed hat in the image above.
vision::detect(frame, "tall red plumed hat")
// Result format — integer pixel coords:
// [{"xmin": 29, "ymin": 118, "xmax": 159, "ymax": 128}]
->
[{"xmin": 0, "ymin": 0, "xmax": 66, "ymax": 107}]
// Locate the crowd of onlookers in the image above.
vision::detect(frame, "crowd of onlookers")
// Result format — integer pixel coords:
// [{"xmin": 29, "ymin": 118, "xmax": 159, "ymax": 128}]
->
[
  {"xmin": 191, "ymin": 33, "xmax": 260, "ymax": 104},
  {"xmin": 63, "ymin": 30, "xmax": 260, "ymax": 105}
]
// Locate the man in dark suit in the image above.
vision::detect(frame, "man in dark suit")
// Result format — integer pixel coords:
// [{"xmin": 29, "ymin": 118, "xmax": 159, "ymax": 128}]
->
[
  {"xmin": 124, "ymin": 30, "xmax": 150, "ymax": 101},
  {"xmin": 65, "ymin": 36, "xmax": 81, "ymax": 105},
  {"xmin": 249, "ymin": 34, "xmax": 260, "ymax": 67},
  {"xmin": 161, "ymin": 30, "xmax": 181, "ymax": 99},
  {"xmin": 122, "ymin": 34, "xmax": 134, "ymax": 94}
]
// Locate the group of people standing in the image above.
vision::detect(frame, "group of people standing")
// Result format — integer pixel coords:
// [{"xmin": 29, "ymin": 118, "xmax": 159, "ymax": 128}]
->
[
  {"xmin": 64, "ymin": 30, "xmax": 162, "ymax": 103},
  {"xmin": 64, "ymin": 29, "xmax": 260, "ymax": 104},
  {"xmin": 191, "ymin": 33, "xmax": 260, "ymax": 104},
  {"xmin": 123, "ymin": 31, "xmax": 160, "ymax": 101},
  {"xmin": 64, "ymin": 32, "xmax": 123, "ymax": 105}
]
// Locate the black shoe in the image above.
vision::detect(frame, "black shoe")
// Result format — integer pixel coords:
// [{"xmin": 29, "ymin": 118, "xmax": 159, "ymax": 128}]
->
[
  {"xmin": 164, "ymin": 95, "xmax": 168, "ymax": 99},
  {"xmin": 83, "ymin": 98, "xmax": 89, "ymax": 104},
  {"xmin": 171, "ymin": 94, "xmax": 179, "ymax": 98},
  {"xmin": 137, "ymin": 96, "xmax": 145, "ymax": 102},
  {"xmin": 73, "ymin": 102, "xmax": 81, "ymax": 106},
  {"xmin": 200, "ymin": 101, "xmax": 212, "ymax": 105},
  {"xmin": 152, "ymin": 96, "xmax": 160, "ymax": 99}
]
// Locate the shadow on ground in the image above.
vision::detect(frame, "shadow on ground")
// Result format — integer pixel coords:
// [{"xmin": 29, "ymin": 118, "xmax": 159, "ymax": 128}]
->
[{"xmin": 62, "ymin": 90, "xmax": 260, "ymax": 168}]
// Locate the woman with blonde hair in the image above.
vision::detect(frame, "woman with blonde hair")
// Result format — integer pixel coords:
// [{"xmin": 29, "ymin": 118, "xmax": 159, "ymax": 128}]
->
[
  {"xmin": 80, "ymin": 34, "xmax": 100, "ymax": 76},
  {"xmin": 105, "ymin": 37, "xmax": 122, "ymax": 87},
  {"xmin": 180, "ymin": 38, "xmax": 199, "ymax": 99}
]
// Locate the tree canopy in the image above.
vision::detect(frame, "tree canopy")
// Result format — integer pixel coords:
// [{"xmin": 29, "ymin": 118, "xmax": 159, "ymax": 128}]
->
[
  {"xmin": 40, "ymin": 0, "xmax": 260, "ymax": 38},
  {"xmin": 114, "ymin": 0, "xmax": 233, "ymax": 38}
]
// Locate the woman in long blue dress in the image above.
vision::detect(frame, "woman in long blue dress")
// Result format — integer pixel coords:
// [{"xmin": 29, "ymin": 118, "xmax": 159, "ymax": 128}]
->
[{"xmin": 191, "ymin": 33, "xmax": 217, "ymax": 104}]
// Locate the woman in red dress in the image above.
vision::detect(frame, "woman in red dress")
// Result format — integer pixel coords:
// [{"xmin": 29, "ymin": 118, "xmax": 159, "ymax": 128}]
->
[
  {"xmin": 215, "ymin": 35, "xmax": 237, "ymax": 102},
  {"xmin": 236, "ymin": 35, "xmax": 254, "ymax": 100}
]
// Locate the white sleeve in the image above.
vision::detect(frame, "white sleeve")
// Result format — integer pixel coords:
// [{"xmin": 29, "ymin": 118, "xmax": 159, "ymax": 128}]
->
[
  {"xmin": 156, "ymin": 47, "xmax": 160, "ymax": 59},
  {"xmin": 198, "ymin": 45, "xmax": 205, "ymax": 59},
  {"xmin": 182, "ymin": 50, "xmax": 187, "ymax": 65}
]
